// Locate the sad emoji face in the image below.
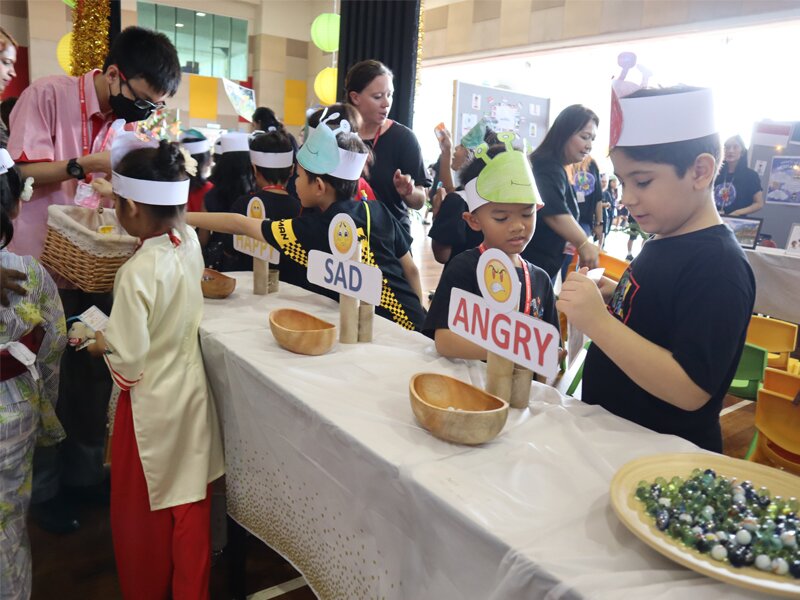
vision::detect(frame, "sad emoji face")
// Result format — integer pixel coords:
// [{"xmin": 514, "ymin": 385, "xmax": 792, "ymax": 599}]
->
[{"xmin": 333, "ymin": 220, "xmax": 354, "ymax": 256}]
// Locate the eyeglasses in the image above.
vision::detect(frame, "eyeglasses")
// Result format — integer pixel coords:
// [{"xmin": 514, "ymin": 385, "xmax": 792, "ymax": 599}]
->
[{"xmin": 118, "ymin": 68, "xmax": 166, "ymax": 112}]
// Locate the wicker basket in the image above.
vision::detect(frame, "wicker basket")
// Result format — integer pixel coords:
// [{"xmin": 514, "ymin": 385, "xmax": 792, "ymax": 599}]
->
[{"xmin": 40, "ymin": 205, "xmax": 138, "ymax": 293}]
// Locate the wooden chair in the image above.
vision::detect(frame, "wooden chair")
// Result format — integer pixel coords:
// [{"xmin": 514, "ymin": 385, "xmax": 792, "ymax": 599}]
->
[{"xmin": 746, "ymin": 315, "xmax": 798, "ymax": 372}]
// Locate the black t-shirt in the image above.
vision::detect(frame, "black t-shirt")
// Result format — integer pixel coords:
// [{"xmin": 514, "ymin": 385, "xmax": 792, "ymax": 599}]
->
[
  {"xmin": 260, "ymin": 199, "xmax": 427, "ymax": 331},
  {"xmin": 228, "ymin": 189, "xmax": 305, "ymax": 286},
  {"xmin": 582, "ymin": 225, "xmax": 755, "ymax": 452},
  {"xmin": 423, "ymin": 248, "xmax": 559, "ymax": 339},
  {"xmin": 203, "ymin": 186, "xmax": 255, "ymax": 272},
  {"xmin": 364, "ymin": 121, "xmax": 431, "ymax": 232},
  {"xmin": 577, "ymin": 160, "xmax": 602, "ymax": 226},
  {"xmin": 714, "ymin": 164, "xmax": 763, "ymax": 215},
  {"xmin": 525, "ymin": 154, "xmax": 579, "ymax": 278},
  {"xmin": 428, "ymin": 192, "xmax": 484, "ymax": 266}
]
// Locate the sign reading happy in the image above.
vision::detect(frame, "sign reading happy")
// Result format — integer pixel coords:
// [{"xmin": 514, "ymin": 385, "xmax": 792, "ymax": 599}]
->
[
  {"xmin": 448, "ymin": 248, "xmax": 559, "ymax": 379},
  {"xmin": 307, "ymin": 213, "xmax": 382, "ymax": 305},
  {"xmin": 233, "ymin": 197, "xmax": 280, "ymax": 264}
]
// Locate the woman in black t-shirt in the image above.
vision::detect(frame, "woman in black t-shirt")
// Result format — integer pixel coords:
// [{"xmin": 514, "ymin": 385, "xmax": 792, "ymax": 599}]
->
[
  {"xmin": 345, "ymin": 60, "xmax": 430, "ymax": 233},
  {"xmin": 526, "ymin": 105, "xmax": 600, "ymax": 279},
  {"xmin": 714, "ymin": 135, "xmax": 764, "ymax": 216}
]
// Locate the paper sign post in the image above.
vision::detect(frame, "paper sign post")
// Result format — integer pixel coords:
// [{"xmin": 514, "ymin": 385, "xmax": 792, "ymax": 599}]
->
[
  {"xmin": 306, "ymin": 214, "xmax": 381, "ymax": 343},
  {"xmin": 447, "ymin": 249, "xmax": 560, "ymax": 384},
  {"xmin": 233, "ymin": 197, "xmax": 279, "ymax": 294}
]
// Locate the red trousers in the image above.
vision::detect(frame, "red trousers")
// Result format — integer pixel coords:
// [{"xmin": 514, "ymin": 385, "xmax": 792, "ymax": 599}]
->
[{"xmin": 110, "ymin": 390, "xmax": 211, "ymax": 600}]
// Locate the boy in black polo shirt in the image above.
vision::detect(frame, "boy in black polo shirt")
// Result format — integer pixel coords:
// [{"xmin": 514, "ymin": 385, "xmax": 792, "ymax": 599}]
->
[{"xmin": 557, "ymin": 86, "xmax": 755, "ymax": 452}]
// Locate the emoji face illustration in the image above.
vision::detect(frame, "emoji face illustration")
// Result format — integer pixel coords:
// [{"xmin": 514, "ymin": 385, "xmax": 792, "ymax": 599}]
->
[
  {"xmin": 476, "ymin": 247, "xmax": 520, "ymax": 313},
  {"xmin": 334, "ymin": 220, "xmax": 353, "ymax": 255},
  {"xmin": 483, "ymin": 258, "xmax": 513, "ymax": 304},
  {"xmin": 248, "ymin": 198, "xmax": 265, "ymax": 219}
]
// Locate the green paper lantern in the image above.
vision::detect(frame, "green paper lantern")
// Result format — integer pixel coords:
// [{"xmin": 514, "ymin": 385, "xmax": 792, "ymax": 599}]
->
[
  {"xmin": 314, "ymin": 67, "xmax": 338, "ymax": 106},
  {"xmin": 311, "ymin": 13, "xmax": 340, "ymax": 53}
]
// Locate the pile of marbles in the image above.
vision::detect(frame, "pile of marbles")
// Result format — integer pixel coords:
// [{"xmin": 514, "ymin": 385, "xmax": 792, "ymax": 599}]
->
[{"xmin": 636, "ymin": 468, "xmax": 800, "ymax": 579}]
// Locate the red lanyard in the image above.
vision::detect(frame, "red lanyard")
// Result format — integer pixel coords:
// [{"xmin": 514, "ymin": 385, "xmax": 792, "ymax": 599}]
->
[
  {"xmin": 262, "ymin": 184, "xmax": 286, "ymax": 192},
  {"xmin": 478, "ymin": 243, "xmax": 532, "ymax": 316},
  {"xmin": 79, "ymin": 72, "xmax": 114, "ymax": 158},
  {"xmin": 370, "ymin": 120, "xmax": 392, "ymax": 150}
]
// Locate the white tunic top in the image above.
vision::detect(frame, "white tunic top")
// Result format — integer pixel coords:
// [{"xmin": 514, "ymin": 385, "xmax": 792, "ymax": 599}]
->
[{"xmin": 104, "ymin": 226, "xmax": 224, "ymax": 510}]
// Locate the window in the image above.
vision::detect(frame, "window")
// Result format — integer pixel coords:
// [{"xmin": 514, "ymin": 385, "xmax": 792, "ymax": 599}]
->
[{"xmin": 137, "ymin": 2, "xmax": 248, "ymax": 81}]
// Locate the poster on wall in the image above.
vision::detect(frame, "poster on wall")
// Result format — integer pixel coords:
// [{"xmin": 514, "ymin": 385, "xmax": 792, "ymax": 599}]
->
[
  {"xmin": 453, "ymin": 81, "xmax": 549, "ymax": 152},
  {"xmin": 765, "ymin": 156, "xmax": 800, "ymax": 206}
]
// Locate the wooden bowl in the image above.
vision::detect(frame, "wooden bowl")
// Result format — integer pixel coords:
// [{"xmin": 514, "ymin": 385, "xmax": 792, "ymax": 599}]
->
[
  {"xmin": 201, "ymin": 268, "xmax": 236, "ymax": 299},
  {"xmin": 409, "ymin": 373, "xmax": 509, "ymax": 445},
  {"xmin": 269, "ymin": 309, "xmax": 337, "ymax": 356}
]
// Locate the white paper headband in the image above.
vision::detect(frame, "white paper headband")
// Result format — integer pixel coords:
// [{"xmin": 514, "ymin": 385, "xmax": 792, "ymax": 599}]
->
[
  {"xmin": 219, "ymin": 132, "xmax": 251, "ymax": 154},
  {"xmin": 112, "ymin": 172, "xmax": 190, "ymax": 206},
  {"xmin": 250, "ymin": 149, "xmax": 294, "ymax": 169},
  {"xmin": 330, "ymin": 148, "xmax": 368, "ymax": 181},
  {"xmin": 614, "ymin": 88, "xmax": 717, "ymax": 147},
  {"xmin": 0, "ymin": 148, "xmax": 13, "ymax": 175},
  {"xmin": 181, "ymin": 139, "xmax": 210, "ymax": 155}
]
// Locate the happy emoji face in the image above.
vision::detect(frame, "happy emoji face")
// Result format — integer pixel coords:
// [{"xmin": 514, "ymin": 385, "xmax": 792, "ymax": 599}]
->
[
  {"xmin": 334, "ymin": 220, "xmax": 354, "ymax": 255},
  {"xmin": 483, "ymin": 258, "xmax": 513, "ymax": 303},
  {"xmin": 248, "ymin": 198, "xmax": 265, "ymax": 219}
]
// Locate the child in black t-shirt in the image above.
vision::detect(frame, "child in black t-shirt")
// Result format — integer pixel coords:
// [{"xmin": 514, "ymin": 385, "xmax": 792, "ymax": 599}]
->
[
  {"xmin": 557, "ymin": 85, "xmax": 755, "ymax": 452},
  {"xmin": 424, "ymin": 134, "xmax": 559, "ymax": 359},
  {"xmin": 242, "ymin": 129, "xmax": 305, "ymax": 288},
  {"xmin": 187, "ymin": 113, "xmax": 426, "ymax": 331}
]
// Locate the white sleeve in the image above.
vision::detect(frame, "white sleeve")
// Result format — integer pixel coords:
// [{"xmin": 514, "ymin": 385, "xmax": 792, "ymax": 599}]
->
[{"xmin": 103, "ymin": 258, "xmax": 154, "ymax": 391}]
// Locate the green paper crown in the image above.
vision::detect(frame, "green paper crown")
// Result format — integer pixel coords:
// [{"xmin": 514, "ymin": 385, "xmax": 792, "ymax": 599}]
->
[
  {"xmin": 470, "ymin": 132, "xmax": 541, "ymax": 207},
  {"xmin": 461, "ymin": 118, "xmax": 488, "ymax": 149}
]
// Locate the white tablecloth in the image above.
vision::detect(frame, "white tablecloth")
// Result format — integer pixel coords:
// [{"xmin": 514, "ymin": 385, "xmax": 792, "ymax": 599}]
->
[
  {"xmin": 744, "ymin": 246, "xmax": 800, "ymax": 324},
  {"xmin": 200, "ymin": 273, "xmax": 774, "ymax": 600}
]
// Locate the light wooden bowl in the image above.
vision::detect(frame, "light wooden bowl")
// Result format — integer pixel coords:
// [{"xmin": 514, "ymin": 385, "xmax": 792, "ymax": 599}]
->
[
  {"xmin": 409, "ymin": 373, "xmax": 509, "ymax": 445},
  {"xmin": 201, "ymin": 268, "xmax": 236, "ymax": 299},
  {"xmin": 269, "ymin": 309, "xmax": 337, "ymax": 356}
]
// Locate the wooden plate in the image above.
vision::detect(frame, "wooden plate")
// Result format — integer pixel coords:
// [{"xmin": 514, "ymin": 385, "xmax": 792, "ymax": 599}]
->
[{"xmin": 610, "ymin": 453, "xmax": 800, "ymax": 598}]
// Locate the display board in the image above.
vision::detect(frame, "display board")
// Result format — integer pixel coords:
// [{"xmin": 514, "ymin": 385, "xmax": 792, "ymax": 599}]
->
[
  {"xmin": 749, "ymin": 120, "xmax": 800, "ymax": 248},
  {"xmin": 452, "ymin": 81, "xmax": 549, "ymax": 151}
]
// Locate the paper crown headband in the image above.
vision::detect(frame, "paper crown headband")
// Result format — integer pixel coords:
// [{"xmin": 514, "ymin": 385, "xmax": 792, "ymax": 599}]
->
[
  {"xmin": 218, "ymin": 132, "xmax": 251, "ymax": 154},
  {"xmin": 111, "ymin": 131, "xmax": 190, "ymax": 206},
  {"xmin": 463, "ymin": 132, "xmax": 543, "ymax": 213},
  {"xmin": 610, "ymin": 52, "xmax": 716, "ymax": 148},
  {"xmin": 460, "ymin": 118, "xmax": 488, "ymax": 149},
  {"xmin": 249, "ymin": 131, "xmax": 294, "ymax": 169},
  {"xmin": 0, "ymin": 148, "xmax": 13, "ymax": 175},
  {"xmin": 180, "ymin": 131, "xmax": 210, "ymax": 155},
  {"xmin": 296, "ymin": 109, "xmax": 368, "ymax": 181}
]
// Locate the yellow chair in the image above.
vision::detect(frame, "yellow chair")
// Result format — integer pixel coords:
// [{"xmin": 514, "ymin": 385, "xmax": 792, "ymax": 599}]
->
[
  {"xmin": 746, "ymin": 315, "xmax": 798, "ymax": 372},
  {"xmin": 567, "ymin": 251, "xmax": 630, "ymax": 283},
  {"xmin": 747, "ymin": 388, "xmax": 800, "ymax": 476},
  {"xmin": 763, "ymin": 367, "xmax": 800, "ymax": 398}
]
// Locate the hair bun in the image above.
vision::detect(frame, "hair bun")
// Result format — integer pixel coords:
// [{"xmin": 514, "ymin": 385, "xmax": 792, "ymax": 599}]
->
[{"xmin": 156, "ymin": 140, "xmax": 187, "ymax": 179}]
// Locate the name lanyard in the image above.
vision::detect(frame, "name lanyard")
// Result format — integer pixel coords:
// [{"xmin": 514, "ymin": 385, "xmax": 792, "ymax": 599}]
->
[
  {"xmin": 370, "ymin": 120, "xmax": 392, "ymax": 150},
  {"xmin": 262, "ymin": 184, "xmax": 286, "ymax": 192},
  {"xmin": 478, "ymin": 243, "xmax": 532, "ymax": 315},
  {"xmin": 79, "ymin": 73, "xmax": 114, "ymax": 158}
]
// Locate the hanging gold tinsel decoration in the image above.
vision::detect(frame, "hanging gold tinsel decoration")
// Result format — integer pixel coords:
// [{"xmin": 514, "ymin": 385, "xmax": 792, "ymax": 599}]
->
[{"xmin": 70, "ymin": 0, "xmax": 110, "ymax": 76}]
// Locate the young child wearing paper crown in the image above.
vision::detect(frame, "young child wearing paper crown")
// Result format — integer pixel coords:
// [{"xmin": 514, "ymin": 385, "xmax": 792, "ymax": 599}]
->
[
  {"xmin": 423, "ymin": 133, "xmax": 560, "ymax": 359},
  {"xmin": 179, "ymin": 130, "xmax": 214, "ymax": 213},
  {"xmin": 187, "ymin": 111, "xmax": 428, "ymax": 331},
  {"xmin": 557, "ymin": 81, "xmax": 755, "ymax": 452},
  {"xmin": 0, "ymin": 148, "xmax": 66, "ymax": 600},
  {"xmin": 86, "ymin": 133, "xmax": 224, "ymax": 599}
]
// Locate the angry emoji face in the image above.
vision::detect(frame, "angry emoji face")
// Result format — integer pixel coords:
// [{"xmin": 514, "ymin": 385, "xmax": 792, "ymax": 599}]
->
[{"xmin": 483, "ymin": 258, "xmax": 513, "ymax": 304}]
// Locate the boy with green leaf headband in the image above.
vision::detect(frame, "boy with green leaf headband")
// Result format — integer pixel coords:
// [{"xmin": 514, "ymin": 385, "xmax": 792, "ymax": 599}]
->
[{"xmin": 423, "ymin": 132, "xmax": 560, "ymax": 359}]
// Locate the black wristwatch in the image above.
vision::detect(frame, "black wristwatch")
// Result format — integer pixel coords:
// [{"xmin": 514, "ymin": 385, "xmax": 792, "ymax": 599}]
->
[{"xmin": 67, "ymin": 158, "xmax": 85, "ymax": 180}]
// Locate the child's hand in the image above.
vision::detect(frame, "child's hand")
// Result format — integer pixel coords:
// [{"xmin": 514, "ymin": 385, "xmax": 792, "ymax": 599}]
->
[
  {"xmin": 86, "ymin": 331, "xmax": 108, "ymax": 358},
  {"xmin": 556, "ymin": 269, "xmax": 610, "ymax": 336},
  {"xmin": 393, "ymin": 169, "xmax": 415, "ymax": 198},
  {"xmin": 91, "ymin": 178, "xmax": 114, "ymax": 199}
]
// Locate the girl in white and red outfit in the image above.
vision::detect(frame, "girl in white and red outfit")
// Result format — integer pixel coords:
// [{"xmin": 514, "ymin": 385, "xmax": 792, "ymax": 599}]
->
[{"xmin": 88, "ymin": 133, "xmax": 224, "ymax": 600}]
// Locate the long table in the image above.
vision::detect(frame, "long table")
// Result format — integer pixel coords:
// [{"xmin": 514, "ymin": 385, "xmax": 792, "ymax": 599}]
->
[
  {"xmin": 744, "ymin": 246, "xmax": 800, "ymax": 324},
  {"xmin": 200, "ymin": 273, "xmax": 773, "ymax": 599}
]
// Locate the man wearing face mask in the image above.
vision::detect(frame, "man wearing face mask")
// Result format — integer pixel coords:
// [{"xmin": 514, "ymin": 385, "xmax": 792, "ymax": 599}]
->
[{"xmin": 6, "ymin": 26, "xmax": 181, "ymax": 534}]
